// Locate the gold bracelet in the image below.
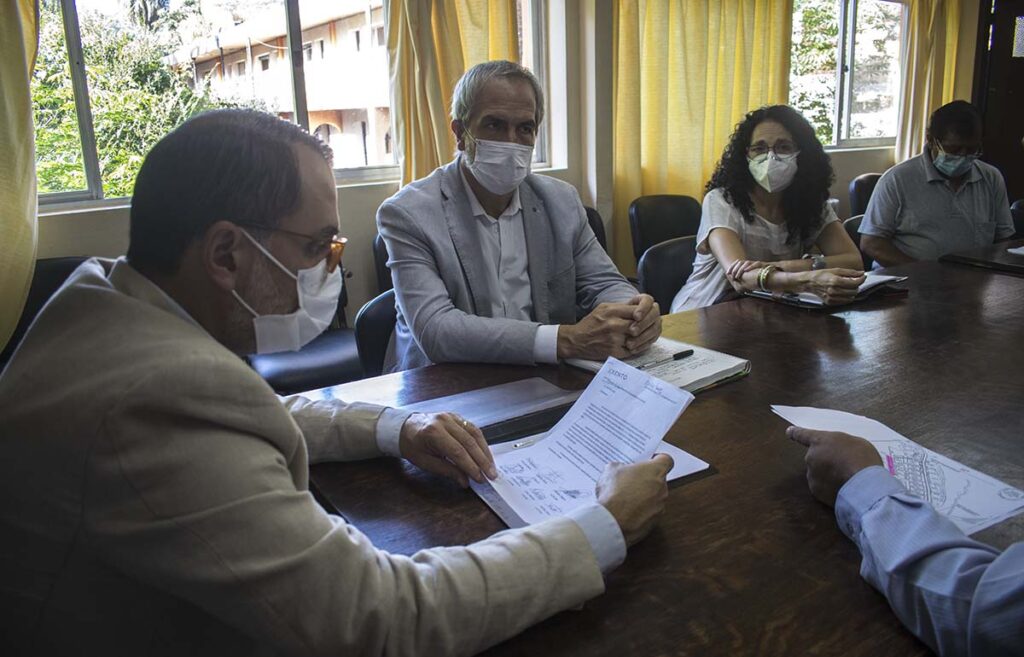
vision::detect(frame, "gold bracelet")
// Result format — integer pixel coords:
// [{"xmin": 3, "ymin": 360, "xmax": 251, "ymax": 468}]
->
[{"xmin": 758, "ymin": 265, "xmax": 779, "ymax": 292}]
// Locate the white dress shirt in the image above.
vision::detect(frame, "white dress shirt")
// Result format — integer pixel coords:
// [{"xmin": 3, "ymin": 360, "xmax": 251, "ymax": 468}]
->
[
  {"xmin": 460, "ymin": 168, "xmax": 559, "ymax": 364},
  {"xmin": 836, "ymin": 466, "xmax": 1024, "ymax": 656}
]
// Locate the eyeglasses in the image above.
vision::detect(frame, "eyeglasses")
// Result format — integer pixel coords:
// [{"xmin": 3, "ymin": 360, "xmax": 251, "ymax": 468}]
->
[
  {"xmin": 746, "ymin": 141, "xmax": 800, "ymax": 159},
  {"xmin": 236, "ymin": 223, "xmax": 347, "ymax": 273},
  {"xmin": 936, "ymin": 142, "xmax": 982, "ymax": 158}
]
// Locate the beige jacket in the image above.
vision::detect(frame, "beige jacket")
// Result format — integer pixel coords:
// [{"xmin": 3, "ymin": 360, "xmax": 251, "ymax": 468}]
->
[{"xmin": 0, "ymin": 258, "xmax": 605, "ymax": 656}]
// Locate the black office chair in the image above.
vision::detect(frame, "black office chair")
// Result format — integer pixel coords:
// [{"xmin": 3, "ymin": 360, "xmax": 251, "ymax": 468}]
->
[
  {"xmin": 1011, "ymin": 199, "xmax": 1024, "ymax": 238},
  {"xmin": 637, "ymin": 236, "xmax": 697, "ymax": 315},
  {"xmin": 247, "ymin": 264, "xmax": 363, "ymax": 395},
  {"xmin": 848, "ymin": 173, "xmax": 882, "ymax": 217},
  {"xmin": 355, "ymin": 288, "xmax": 397, "ymax": 378},
  {"xmin": 1, "ymin": 256, "xmax": 89, "ymax": 369},
  {"xmin": 843, "ymin": 214, "xmax": 873, "ymax": 271},
  {"xmin": 584, "ymin": 206, "xmax": 608, "ymax": 253},
  {"xmin": 373, "ymin": 233, "xmax": 392, "ymax": 293},
  {"xmin": 628, "ymin": 195, "xmax": 702, "ymax": 264}
]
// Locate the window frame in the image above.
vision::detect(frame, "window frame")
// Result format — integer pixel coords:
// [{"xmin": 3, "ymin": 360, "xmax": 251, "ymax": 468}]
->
[
  {"xmin": 39, "ymin": 0, "xmax": 555, "ymax": 203},
  {"xmin": 828, "ymin": 0, "xmax": 906, "ymax": 150}
]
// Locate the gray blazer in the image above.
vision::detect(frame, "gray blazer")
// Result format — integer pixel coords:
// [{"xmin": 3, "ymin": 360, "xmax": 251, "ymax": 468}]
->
[{"xmin": 377, "ymin": 158, "xmax": 636, "ymax": 371}]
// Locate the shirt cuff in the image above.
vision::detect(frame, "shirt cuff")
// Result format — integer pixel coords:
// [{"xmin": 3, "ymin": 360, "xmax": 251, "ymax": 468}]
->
[
  {"xmin": 566, "ymin": 503, "xmax": 627, "ymax": 575},
  {"xmin": 375, "ymin": 407, "xmax": 413, "ymax": 458},
  {"xmin": 533, "ymin": 324, "xmax": 560, "ymax": 364},
  {"xmin": 834, "ymin": 465, "xmax": 908, "ymax": 541}
]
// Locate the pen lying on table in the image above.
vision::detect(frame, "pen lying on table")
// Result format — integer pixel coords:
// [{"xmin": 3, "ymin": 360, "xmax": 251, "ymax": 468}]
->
[{"xmin": 638, "ymin": 349, "xmax": 694, "ymax": 371}]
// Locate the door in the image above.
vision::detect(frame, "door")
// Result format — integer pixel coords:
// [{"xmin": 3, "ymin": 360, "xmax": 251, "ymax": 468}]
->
[{"xmin": 974, "ymin": 0, "xmax": 1024, "ymax": 202}]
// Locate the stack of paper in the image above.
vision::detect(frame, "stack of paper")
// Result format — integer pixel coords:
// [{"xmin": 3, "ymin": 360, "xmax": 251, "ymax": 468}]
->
[
  {"xmin": 566, "ymin": 337, "xmax": 750, "ymax": 393},
  {"xmin": 473, "ymin": 358, "xmax": 707, "ymax": 528}
]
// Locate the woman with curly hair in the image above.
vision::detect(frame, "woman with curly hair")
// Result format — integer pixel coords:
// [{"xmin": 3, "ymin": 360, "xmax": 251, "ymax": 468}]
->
[{"xmin": 669, "ymin": 105, "xmax": 865, "ymax": 312}]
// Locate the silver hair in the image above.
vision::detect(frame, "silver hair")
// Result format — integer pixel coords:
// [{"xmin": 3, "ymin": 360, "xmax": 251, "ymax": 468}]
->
[{"xmin": 450, "ymin": 60, "xmax": 545, "ymax": 127}]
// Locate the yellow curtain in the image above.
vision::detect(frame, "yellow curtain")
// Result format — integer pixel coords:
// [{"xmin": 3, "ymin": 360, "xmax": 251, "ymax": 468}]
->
[
  {"xmin": 1, "ymin": 0, "xmax": 40, "ymax": 353},
  {"xmin": 612, "ymin": 0, "xmax": 792, "ymax": 272},
  {"xmin": 895, "ymin": 0, "xmax": 962, "ymax": 162},
  {"xmin": 387, "ymin": 0, "xmax": 519, "ymax": 186}
]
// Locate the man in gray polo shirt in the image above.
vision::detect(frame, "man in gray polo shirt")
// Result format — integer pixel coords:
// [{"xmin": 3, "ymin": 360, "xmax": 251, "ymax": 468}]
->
[{"xmin": 860, "ymin": 101, "xmax": 1015, "ymax": 267}]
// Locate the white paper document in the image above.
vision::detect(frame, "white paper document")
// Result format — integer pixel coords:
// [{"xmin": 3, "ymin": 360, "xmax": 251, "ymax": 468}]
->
[
  {"xmin": 491, "ymin": 437, "xmax": 709, "ymax": 484},
  {"xmin": 566, "ymin": 337, "xmax": 750, "ymax": 393},
  {"xmin": 772, "ymin": 405, "xmax": 1024, "ymax": 535},
  {"xmin": 473, "ymin": 358, "xmax": 696, "ymax": 527}
]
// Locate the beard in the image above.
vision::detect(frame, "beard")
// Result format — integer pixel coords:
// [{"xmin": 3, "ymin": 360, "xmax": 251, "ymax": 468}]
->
[{"xmin": 228, "ymin": 250, "xmax": 299, "ymax": 354}]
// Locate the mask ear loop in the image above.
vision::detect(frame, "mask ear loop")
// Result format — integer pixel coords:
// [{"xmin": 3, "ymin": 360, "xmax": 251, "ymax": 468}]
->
[
  {"xmin": 232, "ymin": 290, "xmax": 259, "ymax": 318},
  {"xmin": 239, "ymin": 228, "xmax": 298, "ymax": 282}
]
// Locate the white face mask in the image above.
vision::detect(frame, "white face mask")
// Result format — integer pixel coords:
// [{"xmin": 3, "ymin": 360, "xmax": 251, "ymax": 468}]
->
[
  {"xmin": 232, "ymin": 229, "xmax": 343, "ymax": 354},
  {"xmin": 748, "ymin": 153, "xmax": 798, "ymax": 193},
  {"xmin": 464, "ymin": 133, "xmax": 534, "ymax": 195}
]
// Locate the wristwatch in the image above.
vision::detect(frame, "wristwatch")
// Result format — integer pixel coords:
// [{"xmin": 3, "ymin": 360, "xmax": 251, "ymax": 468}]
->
[{"xmin": 803, "ymin": 253, "xmax": 827, "ymax": 270}]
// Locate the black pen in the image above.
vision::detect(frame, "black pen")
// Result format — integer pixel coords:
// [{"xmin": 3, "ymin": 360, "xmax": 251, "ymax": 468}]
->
[{"xmin": 638, "ymin": 349, "xmax": 694, "ymax": 370}]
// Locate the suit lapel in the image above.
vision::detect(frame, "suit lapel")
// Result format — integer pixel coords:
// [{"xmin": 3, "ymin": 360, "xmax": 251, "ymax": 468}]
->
[
  {"xmin": 520, "ymin": 182, "xmax": 551, "ymax": 324},
  {"xmin": 441, "ymin": 159, "xmax": 491, "ymax": 317}
]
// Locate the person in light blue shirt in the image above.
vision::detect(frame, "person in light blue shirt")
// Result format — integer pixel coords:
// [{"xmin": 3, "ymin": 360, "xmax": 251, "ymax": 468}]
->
[
  {"xmin": 787, "ymin": 426, "xmax": 1023, "ymax": 656},
  {"xmin": 860, "ymin": 101, "xmax": 1016, "ymax": 267}
]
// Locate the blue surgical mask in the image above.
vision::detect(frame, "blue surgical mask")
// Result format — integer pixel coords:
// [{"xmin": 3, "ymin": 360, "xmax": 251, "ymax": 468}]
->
[{"xmin": 932, "ymin": 145, "xmax": 977, "ymax": 178}]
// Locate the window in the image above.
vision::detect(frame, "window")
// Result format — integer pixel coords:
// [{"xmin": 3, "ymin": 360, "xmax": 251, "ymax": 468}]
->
[
  {"xmin": 34, "ymin": 0, "xmax": 552, "ymax": 201},
  {"xmin": 518, "ymin": 0, "xmax": 548, "ymax": 166},
  {"xmin": 32, "ymin": 1, "xmax": 94, "ymax": 198},
  {"xmin": 790, "ymin": 0, "xmax": 905, "ymax": 148},
  {"xmin": 1014, "ymin": 16, "xmax": 1024, "ymax": 58}
]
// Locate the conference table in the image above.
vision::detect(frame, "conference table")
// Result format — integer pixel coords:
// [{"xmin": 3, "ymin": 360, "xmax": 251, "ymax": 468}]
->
[
  {"xmin": 309, "ymin": 260, "xmax": 1024, "ymax": 656},
  {"xmin": 940, "ymin": 237, "xmax": 1024, "ymax": 278}
]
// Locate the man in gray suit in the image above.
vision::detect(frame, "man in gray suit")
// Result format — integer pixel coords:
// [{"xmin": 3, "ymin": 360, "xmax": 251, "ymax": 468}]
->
[
  {"xmin": 378, "ymin": 60, "xmax": 661, "ymax": 372},
  {"xmin": 0, "ymin": 110, "xmax": 674, "ymax": 656}
]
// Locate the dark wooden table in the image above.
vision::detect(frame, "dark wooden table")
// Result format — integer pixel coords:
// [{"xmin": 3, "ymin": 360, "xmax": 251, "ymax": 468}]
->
[
  {"xmin": 310, "ymin": 261, "xmax": 1024, "ymax": 656},
  {"xmin": 939, "ymin": 237, "xmax": 1024, "ymax": 277}
]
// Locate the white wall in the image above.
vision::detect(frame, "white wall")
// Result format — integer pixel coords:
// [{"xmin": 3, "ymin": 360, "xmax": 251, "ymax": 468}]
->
[{"xmin": 827, "ymin": 147, "xmax": 895, "ymax": 219}]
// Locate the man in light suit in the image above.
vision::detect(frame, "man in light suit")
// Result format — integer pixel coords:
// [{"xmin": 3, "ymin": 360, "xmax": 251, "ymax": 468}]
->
[
  {"xmin": 0, "ymin": 110, "xmax": 673, "ymax": 655},
  {"xmin": 378, "ymin": 60, "xmax": 661, "ymax": 372}
]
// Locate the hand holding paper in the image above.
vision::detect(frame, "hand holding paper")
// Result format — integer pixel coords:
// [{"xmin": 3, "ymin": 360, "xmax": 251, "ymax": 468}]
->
[
  {"xmin": 474, "ymin": 358, "xmax": 696, "ymax": 527},
  {"xmin": 597, "ymin": 454, "xmax": 675, "ymax": 546},
  {"xmin": 786, "ymin": 427, "xmax": 883, "ymax": 506}
]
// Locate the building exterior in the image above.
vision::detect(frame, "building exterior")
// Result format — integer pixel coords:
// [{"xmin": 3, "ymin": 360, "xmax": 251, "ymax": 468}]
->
[{"xmin": 175, "ymin": 0, "xmax": 392, "ymax": 169}]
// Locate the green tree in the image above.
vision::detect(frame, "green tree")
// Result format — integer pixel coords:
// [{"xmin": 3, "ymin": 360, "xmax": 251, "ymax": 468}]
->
[
  {"xmin": 32, "ymin": 4, "xmax": 87, "ymax": 193},
  {"xmin": 32, "ymin": 1, "xmax": 258, "ymax": 198},
  {"xmin": 789, "ymin": 0, "xmax": 839, "ymax": 145}
]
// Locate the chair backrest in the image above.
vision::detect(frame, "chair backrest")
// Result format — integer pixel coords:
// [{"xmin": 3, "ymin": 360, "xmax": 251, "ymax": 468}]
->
[
  {"xmin": 637, "ymin": 236, "xmax": 697, "ymax": 314},
  {"xmin": 848, "ymin": 173, "xmax": 882, "ymax": 217},
  {"xmin": 1011, "ymin": 199, "xmax": 1024, "ymax": 238},
  {"xmin": 843, "ymin": 214, "xmax": 873, "ymax": 271},
  {"xmin": 584, "ymin": 206, "xmax": 608, "ymax": 252},
  {"xmin": 373, "ymin": 233, "xmax": 392, "ymax": 294},
  {"xmin": 628, "ymin": 195, "xmax": 702, "ymax": 263},
  {"xmin": 1, "ymin": 256, "xmax": 89, "ymax": 368},
  {"xmin": 354, "ymin": 288, "xmax": 397, "ymax": 378}
]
